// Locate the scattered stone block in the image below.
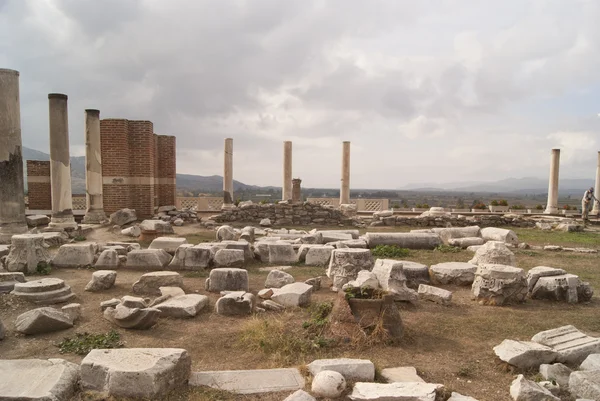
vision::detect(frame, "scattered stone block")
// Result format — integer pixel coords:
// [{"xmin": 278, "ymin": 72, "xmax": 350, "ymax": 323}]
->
[
  {"xmin": 531, "ymin": 274, "xmax": 586, "ymax": 303},
  {"xmin": 539, "ymin": 363, "xmax": 572, "ymax": 389},
  {"xmin": 95, "ymin": 249, "xmax": 120, "ymax": 269},
  {"xmin": 471, "ymin": 264, "xmax": 527, "ymax": 305},
  {"xmin": 344, "ymin": 270, "xmax": 380, "ymax": 290},
  {"xmin": 61, "ymin": 303, "xmax": 82, "ymax": 322},
  {"xmin": 365, "ymin": 232, "xmax": 442, "ymax": 249},
  {"xmin": 448, "ymin": 237, "xmax": 485, "ymax": 248},
  {"xmin": 493, "ymin": 340, "xmax": 557, "ymax": 369},
  {"xmin": 221, "ymin": 240, "xmax": 254, "ymax": 262},
  {"xmin": 189, "ymin": 368, "xmax": 305, "ymax": 394},
  {"xmin": 526, "ymin": 266, "xmax": 566, "ymax": 292},
  {"xmin": 264, "ymin": 269, "xmax": 294, "ymax": 288},
  {"xmin": 139, "ymin": 219, "xmax": 174, "ymax": 234},
  {"xmin": 126, "ymin": 249, "xmax": 172, "ymax": 269},
  {"xmin": 100, "ymin": 298, "xmax": 120, "ymax": 311},
  {"xmin": 298, "ymin": 244, "xmax": 324, "ymax": 262},
  {"xmin": 132, "ymin": 271, "xmax": 183, "ymax": 296},
  {"xmin": 312, "ymin": 370, "xmax": 346, "ymax": 398},
  {"xmin": 52, "ymin": 243, "xmax": 96, "ymax": 267},
  {"xmin": 26, "ymin": 214, "xmax": 50, "ymax": 226},
  {"xmin": 85, "ymin": 270, "xmax": 117, "ymax": 292},
  {"xmin": 121, "ymin": 295, "xmax": 148, "ymax": 309},
  {"xmin": 259, "ymin": 218, "xmax": 272, "ymax": 227},
  {"xmin": 468, "ymin": 241, "xmax": 516, "ymax": 266},
  {"xmin": 121, "ymin": 225, "xmax": 141, "ymax": 237},
  {"xmin": 348, "ymin": 382, "xmax": 443, "ymax": 401},
  {"xmin": 480, "ymin": 227, "xmax": 519, "ymax": 245},
  {"xmin": 80, "ymin": 348, "xmax": 191, "ymax": 398},
  {"xmin": 11, "ymin": 277, "xmax": 75, "ymax": 304},
  {"xmin": 154, "ymin": 294, "xmax": 209, "ymax": 318},
  {"xmin": 569, "ymin": 370, "xmax": 600, "ymax": 400},
  {"xmin": 0, "ymin": 358, "xmax": 79, "ymax": 401},
  {"xmin": 371, "ymin": 259, "xmax": 417, "ymax": 302},
  {"xmin": 160, "ymin": 286, "xmax": 185, "ymax": 297},
  {"xmin": 258, "ymin": 288, "xmax": 273, "ymax": 299},
  {"xmin": 40, "ymin": 231, "xmax": 70, "ymax": 247},
  {"xmin": 447, "ymin": 393, "xmax": 479, "ymax": 401},
  {"xmin": 580, "ymin": 354, "xmax": 600, "ymax": 371},
  {"xmin": 532, "ymin": 325, "xmax": 600, "ymax": 365},
  {"xmin": 213, "ymin": 249, "xmax": 244, "ymax": 267},
  {"xmin": 327, "ymin": 248, "xmax": 373, "ymax": 290},
  {"xmin": 0, "ymin": 272, "xmax": 26, "ymax": 293},
  {"xmin": 0, "ymin": 319, "xmax": 5, "ymax": 340},
  {"xmin": 305, "ymin": 245, "xmax": 334, "ymax": 266},
  {"xmin": 268, "ymin": 243, "xmax": 298, "ymax": 264},
  {"xmin": 110, "ymin": 208, "xmax": 137, "ymax": 226},
  {"xmin": 5, "ymin": 234, "xmax": 52, "ymax": 274},
  {"xmin": 149, "ymin": 237, "xmax": 188, "ymax": 254},
  {"xmin": 429, "ymin": 262, "xmax": 477, "ymax": 286},
  {"xmin": 307, "ymin": 358, "xmax": 375, "ymax": 382},
  {"xmin": 216, "ymin": 225, "xmax": 236, "ymax": 241},
  {"xmin": 418, "ymin": 284, "xmax": 452, "ymax": 305},
  {"xmin": 261, "ymin": 299, "xmax": 285, "ymax": 311},
  {"xmin": 205, "ymin": 268, "xmax": 249, "ymax": 293},
  {"xmin": 510, "ymin": 374, "xmax": 560, "ymax": 401},
  {"xmin": 214, "ymin": 292, "xmax": 255, "ymax": 315},
  {"xmin": 271, "ymin": 282, "xmax": 313, "ymax": 307},
  {"xmin": 380, "ymin": 366, "xmax": 425, "ymax": 383},
  {"xmin": 15, "ymin": 307, "xmax": 74, "ymax": 334},
  {"xmin": 168, "ymin": 244, "xmax": 211, "ymax": 270},
  {"xmin": 336, "ymin": 239, "xmax": 368, "ymax": 248},
  {"xmin": 305, "ymin": 276, "xmax": 322, "ymax": 291},
  {"xmin": 283, "ymin": 390, "xmax": 316, "ymax": 401},
  {"xmin": 544, "ymin": 245, "xmax": 562, "ymax": 251},
  {"xmin": 104, "ymin": 303, "xmax": 160, "ymax": 329},
  {"xmin": 397, "ymin": 260, "xmax": 430, "ymax": 289}
]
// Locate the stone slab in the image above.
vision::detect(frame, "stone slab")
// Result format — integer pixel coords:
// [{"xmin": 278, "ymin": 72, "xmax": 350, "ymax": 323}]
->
[
  {"xmin": 532, "ymin": 325, "xmax": 600, "ymax": 365},
  {"xmin": 380, "ymin": 366, "xmax": 425, "ymax": 383},
  {"xmin": 189, "ymin": 368, "xmax": 305, "ymax": 394},
  {"xmin": 307, "ymin": 358, "xmax": 375, "ymax": 382},
  {"xmin": 348, "ymin": 382, "xmax": 443, "ymax": 401}
]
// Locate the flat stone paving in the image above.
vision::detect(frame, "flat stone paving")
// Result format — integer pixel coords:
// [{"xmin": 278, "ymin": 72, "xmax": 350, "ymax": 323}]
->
[{"xmin": 189, "ymin": 368, "xmax": 305, "ymax": 394}]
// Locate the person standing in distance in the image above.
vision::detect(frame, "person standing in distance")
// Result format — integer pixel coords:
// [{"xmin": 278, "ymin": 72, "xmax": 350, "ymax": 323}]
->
[{"xmin": 581, "ymin": 187, "xmax": 597, "ymax": 222}]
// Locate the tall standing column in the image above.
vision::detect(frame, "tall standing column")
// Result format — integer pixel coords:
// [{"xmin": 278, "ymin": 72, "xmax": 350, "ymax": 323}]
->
[
  {"xmin": 48, "ymin": 94, "xmax": 77, "ymax": 229},
  {"xmin": 282, "ymin": 141, "xmax": 292, "ymax": 200},
  {"xmin": 83, "ymin": 109, "xmax": 106, "ymax": 223},
  {"xmin": 592, "ymin": 151, "xmax": 600, "ymax": 216},
  {"xmin": 0, "ymin": 69, "xmax": 28, "ymax": 244},
  {"xmin": 223, "ymin": 138, "xmax": 233, "ymax": 207},
  {"xmin": 340, "ymin": 141, "xmax": 351, "ymax": 204},
  {"xmin": 544, "ymin": 148, "xmax": 560, "ymax": 214}
]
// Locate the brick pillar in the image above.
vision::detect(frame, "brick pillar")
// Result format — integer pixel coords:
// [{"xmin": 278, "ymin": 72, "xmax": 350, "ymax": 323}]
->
[
  {"xmin": 157, "ymin": 135, "xmax": 176, "ymax": 207},
  {"xmin": 128, "ymin": 120, "xmax": 155, "ymax": 218},
  {"xmin": 101, "ymin": 119, "xmax": 131, "ymax": 215},
  {"xmin": 26, "ymin": 160, "xmax": 52, "ymax": 210}
]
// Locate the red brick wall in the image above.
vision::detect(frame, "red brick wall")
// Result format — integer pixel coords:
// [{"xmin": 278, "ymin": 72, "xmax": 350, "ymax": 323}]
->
[
  {"xmin": 100, "ymin": 119, "xmax": 131, "ymax": 214},
  {"xmin": 26, "ymin": 160, "xmax": 51, "ymax": 210},
  {"xmin": 157, "ymin": 135, "xmax": 176, "ymax": 206}
]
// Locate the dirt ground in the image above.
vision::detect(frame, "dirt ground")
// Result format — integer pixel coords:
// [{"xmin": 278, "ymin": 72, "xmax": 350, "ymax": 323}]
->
[{"xmin": 0, "ymin": 225, "xmax": 599, "ymax": 401}]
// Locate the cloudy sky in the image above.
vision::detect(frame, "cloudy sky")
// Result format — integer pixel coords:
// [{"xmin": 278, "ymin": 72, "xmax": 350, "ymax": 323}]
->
[{"xmin": 1, "ymin": 0, "xmax": 599, "ymax": 189}]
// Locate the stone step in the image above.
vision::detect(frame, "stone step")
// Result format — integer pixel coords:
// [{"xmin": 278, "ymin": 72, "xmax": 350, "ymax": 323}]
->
[
  {"xmin": 13, "ymin": 278, "xmax": 66, "ymax": 293},
  {"xmin": 189, "ymin": 368, "xmax": 305, "ymax": 394}
]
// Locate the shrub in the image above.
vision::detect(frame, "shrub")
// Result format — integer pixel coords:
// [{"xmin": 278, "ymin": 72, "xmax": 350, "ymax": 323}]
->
[
  {"xmin": 371, "ymin": 245, "xmax": 410, "ymax": 258},
  {"xmin": 434, "ymin": 244, "xmax": 461, "ymax": 253},
  {"xmin": 391, "ymin": 202, "xmax": 401, "ymax": 209},
  {"xmin": 73, "ymin": 235, "xmax": 86, "ymax": 242},
  {"xmin": 535, "ymin": 204, "xmax": 544, "ymax": 210},
  {"xmin": 499, "ymin": 199, "xmax": 509, "ymax": 206},
  {"xmin": 344, "ymin": 287, "xmax": 386, "ymax": 300},
  {"xmin": 490, "ymin": 200, "xmax": 499, "ymax": 206},
  {"xmin": 510, "ymin": 204, "xmax": 525, "ymax": 210},
  {"xmin": 421, "ymin": 203, "xmax": 430, "ymax": 209},
  {"xmin": 472, "ymin": 202, "xmax": 486, "ymax": 209},
  {"xmin": 35, "ymin": 262, "xmax": 51, "ymax": 275},
  {"xmin": 58, "ymin": 330, "xmax": 123, "ymax": 355}
]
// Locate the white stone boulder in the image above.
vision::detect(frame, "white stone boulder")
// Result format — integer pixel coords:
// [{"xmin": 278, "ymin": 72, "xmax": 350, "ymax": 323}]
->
[
  {"xmin": 305, "ymin": 245, "xmax": 334, "ymax": 266},
  {"xmin": 493, "ymin": 340, "xmax": 557, "ymax": 369},
  {"xmin": 327, "ymin": 248, "xmax": 374, "ymax": 290},
  {"xmin": 380, "ymin": 366, "xmax": 425, "ymax": 383},
  {"xmin": 0, "ymin": 358, "xmax": 80, "ymax": 401},
  {"xmin": 168, "ymin": 244, "xmax": 211, "ymax": 270},
  {"xmin": 344, "ymin": 270, "xmax": 380, "ymax": 290},
  {"xmin": 471, "ymin": 264, "xmax": 527, "ymax": 305},
  {"xmin": 216, "ymin": 225, "xmax": 236, "ymax": 241},
  {"xmin": 429, "ymin": 262, "xmax": 477, "ymax": 286},
  {"xmin": 539, "ymin": 363, "xmax": 572, "ymax": 389},
  {"xmin": 52, "ymin": 243, "xmax": 96, "ymax": 268},
  {"xmin": 103, "ymin": 303, "xmax": 160, "ymax": 329},
  {"xmin": 307, "ymin": 358, "xmax": 375, "ymax": 382},
  {"xmin": 260, "ymin": 218, "xmax": 272, "ymax": 227},
  {"xmin": 126, "ymin": 249, "xmax": 172, "ymax": 269},
  {"xmin": 80, "ymin": 348, "xmax": 191, "ymax": 398},
  {"xmin": 121, "ymin": 225, "xmax": 141, "ymax": 237},
  {"xmin": 311, "ymin": 370, "xmax": 346, "ymax": 398},
  {"xmin": 15, "ymin": 307, "xmax": 74, "ymax": 334},
  {"xmin": 468, "ymin": 241, "xmax": 516, "ymax": 266},
  {"xmin": 569, "ymin": 370, "xmax": 600, "ymax": 400},
  {"xmin": 526, "ymin": 266, "xmax": 566, "ymax": 292},
  {"xmin": 348, "ymin": 382, "xmax": 443, "ymax": 401},
  {"xmin": 110, "ymin": 208, "xmax": 137, "ymax": 226},
  {"xmin": 434, "ymin": 226, "xmax": 481, "ymax": 243},
  {"xmin": 61, "ymin": 303, "xmax": 81, "ymax": 323},
  {"xmin": 213, "ymin": 249, "xmax": 245, "ymax": 267},
  {"xmin": 139, "ymin": 219, "xmax": 174, "ymax": 234},
  {"xmin": 481, "ymin": 227, "xmax": 519, "ymax": 245},
  {"xmin": 283, "ymin": 390, "xmax": 316, "ymax": 401},
  {"xmin": 532, "ymin": 325, "xmax": 600, "ymax": 365},
  {"xmin": 132, "ymin": 271, "xmax": 183, "ymax": 296},
  {"xmin": 371, "ymin": 259, "xmax": 418, "ymax": 302},
  {"xmin": 397, "ymin": 260, "xmax": 430, "ymax": 289},
  {"xmin": 26, "ymin": 214, "xmax": 50, "ymax": 226},
  {"xmin": 205, "ymin": 268, "xmax": 249, "ymax": 293},
  {"xmin": 418, "ymin": 284, "xmax": 452, "ymax": 305},
  {"xmin": 221, "ymin": 240, "xmax": 254, "ymax": 262},
  {"xmin": 580, "ymin": 354, "xmax": 600, "ymax": 371},
  {"xmin": 531, "ymin": 274, "xmax": 590, "ymax": 303},
  {"xmin": 447, "ymin": 393, "xmax": 479, "ymax": 401},
  {"xmin": 149, "ymin": 237, "xmax": 188, "ymax": 254},
  {"xmin": 214, "ymin": 292, "xmax": 255, "ymax": 315},
  {"xmin": 268, "ymin": 243, "xmax": 298, "ymax": 264},
  {"xmin": 5, "ymin": 234, "xmax": 52, "ymax": 274},
  {"xmin": 154, "ymin": 294, "xmax": 209, "ymax": 318},
  {"xmin": 510, "ymin": 374, "xmax": 560, "ymax": 401},
  {"xmin": 447, "ymin": 237, "xmax": 485, "ymax": 248},
  {"xmin": 264, "ymin": 269, "xmax": 294, "ymax": 288},
  {"xmin": 95, "ymin": 249, "xmax": 120, "ymax": 269},
  {"xmin": 271, "ymin": 282, "xmax": 313, "ymax": 308},
  {"xmin": 85, "ymin": 270, "xmax": 117, "ymax": 292}
]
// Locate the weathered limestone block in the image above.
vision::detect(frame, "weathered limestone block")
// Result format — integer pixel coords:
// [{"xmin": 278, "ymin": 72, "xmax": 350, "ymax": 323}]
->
[
  {"xmin": 261, "ymin": 299, "xmax": 285, "ymax": 311},
  {"xmin": 213, "ymin": 249, "xmax": 245, "ymax": 267},
  {"xmin": 348, "ymin": 382, "xmax": 443, "ymax": 401},
  {"xmin": 139, "ymin": 219, "xmax": 174, "ymax": 234},
  {"xmin": 447, "ymin": 393, "xmax": 479, "ymax": 401},
  {"xmin": 311, "ymin": 370, "xmax": 346, "ymax": 398},
  {"xmin": 239, "ymin": 226, "xmax": 255, "ymax": 242},
  {"xmin": 15, "ymin": 307, "xmax": 74, "ymax": 334},
  {"xmin": 531, "ymin": 273, "xmax": 585, "ymax": 303},
  {"xmin": 380, "ymin": 366, "xmax": 425, "ymax": 383},
  {"xmin": 0, "ymin": 272, "xmax": 26, "ymax": 293},
  {"xmin": 510, "ymin": 374, "xmax": 560, "ymax": 401},
  {"xmin": 259, "ymin": 218, "xmax": 271, "ymax": 227},
  {"xmin": 109, "ymin": 208, "xmax": 137, "ymax": 226},
  {"xmin": 305, "ymin": 245, "xmax": 334, "ymax": 266},
  {"xmin": 317, "ymin": 229, "xmax": 359, "ymax": 241},
  {"xmin": 0, "ymin": 358, "xmax": 80, "ymax": 401},
  {"xmin": 52, "ymin": 243, "xmax": 96, "ymax": 268},
  {"xmin": 216, "ymin": 225, "xmax": 236, "ymax": 241},
  {"xmin": 371, "ymin": 259, "xmax": 417, "ymax": 302},
  {"xmin": 308, "ymin": 358, "xmax": 375, "ymax": 382},
  {"xmin": 327, "ymin": 248, "xmax": 374, "ymax": 290},
  {"xmin": 468, "ymin": 241, "xmax": 517, "ymax": 266},
  {"xmin": 149, "ymin": 237, "xmax": 188, "ymax": 255},
  {"xmin": 121, "ymin": 295, "xmax": 148, "ymax": 308},
  {"xmin": 26, "ymin": 214, "xmax": 50, "ymax": 227},
  {"xmin": 253, "ymin": 242, "xmax": 270, "ymax": 262},
  {"xmin": 154, "ymin": 294, "xmax": 209, "ymax": 318},
  {"xmin": 283, "ymin": 390, "xmax": 316, "ymax": 401},
  {"xmin": 132, "ymin": 271, "xmax": 183, "ymax": 296},
  {"xmin": 95, "ymin": 249, "xmax": 120, "ymax": 269},
  {"xmin": 335, "ymin": 239, "xmax": 368, "ymax": 248},
  {"xmin": 480, "ymin": 227, "xmax": 519, "ymax": 245},
  {"xmin": 121, "ymin": 225, "xmax": 141, "ymax": 237},
  {"xmin": 5, "ymin": 234, "xmax": 52, "ymax": 274},
  {"xmin": 11, "ymin": 278, "xmax": 75, "ymax": 304},
  {"xmin": 168, "ymin": 244, "xmax": 211, "ymax": 270},
  {"xmin": 429, "ymin": 262, "xmax": 477, "ymax": 286},
  {"xmin": 298, "ymin": 244, "xmax": 324, "ymax": 262},
  {"xmin": 205, "ymin": 268, "xmax": 249, "ymax": 293},
  {"xmin": 365, "ymin": 232, "xmax": 442, "ymax": 250},
  {"xmin": 298, "ymin": 232, "xmax": 323, "ymax": 244},
  {"xmin": 80, "ymin": 348, "xmax": 191, "ymax": 398},
  {"xmin": 61, "ymin": 303, "xmax": 81, "ymax": 323},
  {"xmin": 85, "ymin": 270, "xmax": 117, "ymax": 292},
  {"xmin": 580, "ymin": 354, "xmax": 600, "ymax": 371},
  {"xmin": 344, "ymin": 271, "xmax": 380, "ymax": 290},
  {"xmin": 448, "ymin": 237, "xmax": 485, "ymax": 248},
  {"xmin": 126, "ymin": 249, "xmax": 172, "ymax": 269},
  {"xmin": 539, "ymin": 363, "xmax": 572, "ymax": 389},
  {"xmin": 493, "ymin": 340, "xmax": 557, "ymax": 369},
  {"xmin": 397, "ymin": 260, "xmax": 430, "ymax": 289},
  {"xmin": 531, "ymin": 325, "xmax": 600, "ymax": 365},
  {"xmin": 214, "ymin": 292, "xmax": 255, "ymax": 315},
  {"xmin": 271, "ymin": 282, "xmax": 313, "ymax": 307},
  {"xmin": 264, "ymin": 269, "xmax": 294, "ymax": 288},
  {"xmin": 418, "ymin": 284, "xmax": 452, "ymax": 305},
  {"xmin": 526, "ymin": 266, "xmax": 566, "ymax": 292},
  {"xmin": 569, "ymin": 370, "xmax": 600, "ymax": 400},
  {"xmin": 100, "ymin": 298, "xmax": 121, "ymax": 311},
  {"xmin": 221, "ymin": 240, "xmax": 254, "ymax": 262},
  {"xmin": 433, "ymin": 226, "xmax": 481, "ymax": 244},
  {"xmin": 103, "ymin": 303, "xmax": 160, "ymax": 329},
  {"xmin": 268, "ymin": 243, "xmax": 298, "ymax": 264},
  {"xmin": 471, "ymin": 264, "xmax": 527, "ymax": 305}
]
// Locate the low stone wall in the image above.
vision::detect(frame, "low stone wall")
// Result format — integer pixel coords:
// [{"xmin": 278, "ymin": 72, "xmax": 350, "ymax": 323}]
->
[
  {"xmin": 375, "ymin": 214, "xmax": 536, "ymax": 228},
  {"xmin": 211, "ymin": 202, "xmax": 361, "ymax": 226}
]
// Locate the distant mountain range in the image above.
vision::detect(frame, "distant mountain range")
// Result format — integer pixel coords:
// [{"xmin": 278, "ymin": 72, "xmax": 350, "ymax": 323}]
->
[{"xmin": 22, "ymin": 147, "xmax": 593, "ymax": 195}]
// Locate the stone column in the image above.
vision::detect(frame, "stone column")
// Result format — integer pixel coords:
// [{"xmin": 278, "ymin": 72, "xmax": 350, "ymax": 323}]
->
[
  {"xmin": 292, "ymin": 178, "xmax": 302, "ymax": 203},
  {"xmin": 83, "ymin": 109, "xmax": 106, "ymax": 223},
  {"xmin": 592, "ymin": 151, "xmax": 600, "ymax": 215},
  {"xmin": 223, "ymin": 138, "xmax": 233, "ymax": 207},
  {"xmin": 282, "ymin": 141, "xmax": 292, "ymax": 200},
  {"xmin": 48, "ymin": 94, "xmax": 77, "ymax": 229},
  {"xmin": 340, "ymin": 141, "xmax": 350, "ymax": 204},
  {"xmin": 544, "ymin": 148, "xmax": 560, "ymax": 214},
  {"xmin": 0, "ymin": 69, "xmax": 28, "ymax": 244}
]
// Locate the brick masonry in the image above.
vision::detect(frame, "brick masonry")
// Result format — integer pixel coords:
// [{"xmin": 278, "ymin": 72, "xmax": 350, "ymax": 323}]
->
[{"xmin": 26, "ymin": 160, "xmax": 51, "ymax": 210}]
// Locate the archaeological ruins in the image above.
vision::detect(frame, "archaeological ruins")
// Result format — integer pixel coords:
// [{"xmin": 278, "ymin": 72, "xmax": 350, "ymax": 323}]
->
[{"xmin": 1, "ymin": 68, "xmax": 600, "ymax": 401}]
